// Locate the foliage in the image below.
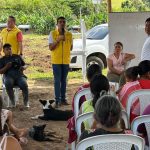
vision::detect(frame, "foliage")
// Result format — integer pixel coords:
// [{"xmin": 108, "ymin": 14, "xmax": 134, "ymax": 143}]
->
[
  {"xmin": 121, "ymin": 0, "xmax": 150, "ymax": 11},
  {"xmin": 0, "ymin": 0, "xmax": 149, "ymax": 34},
  {"xmin": 0, "ymin": 0, "xmax": 107, "ymax": 34}
]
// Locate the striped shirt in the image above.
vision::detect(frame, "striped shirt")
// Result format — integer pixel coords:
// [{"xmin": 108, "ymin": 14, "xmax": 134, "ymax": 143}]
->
[{"xmin": 118, "ymin": 81, "xmax": 141, "ymax": 108}]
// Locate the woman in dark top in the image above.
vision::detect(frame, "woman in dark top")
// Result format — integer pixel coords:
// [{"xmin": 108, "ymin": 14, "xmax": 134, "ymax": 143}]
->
[{"xmin": 79, "ymin": 95, "xmax": 124, "ymax": 141}]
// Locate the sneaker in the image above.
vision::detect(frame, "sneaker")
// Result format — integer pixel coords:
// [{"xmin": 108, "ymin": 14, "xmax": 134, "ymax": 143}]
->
[
  {"xmin": 61, "ymin": 101, "xmax": 69, "ymax": 105},
  {"xmin": 24, "ymin": 102, "xmax": 30, "ymax": 108}
]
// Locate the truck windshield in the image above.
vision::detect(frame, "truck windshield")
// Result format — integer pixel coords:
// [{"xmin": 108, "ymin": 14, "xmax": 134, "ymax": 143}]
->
[{"xmin": 86, "ymin": 25, "xmax": 108, "ymax": 40}]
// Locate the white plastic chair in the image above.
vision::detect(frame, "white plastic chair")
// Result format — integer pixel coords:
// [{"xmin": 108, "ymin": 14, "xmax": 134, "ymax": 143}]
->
[
  {"xmin": 131, "ymin": 115, "xmax": 150, "ymax": 149},
  {"xmin": 121, "ymin": 110, "xmax": 129, "ymax": 129},
  {"xmin": 126, "ymin": 89, "xmax": 150, "ymax": 126},
  {"xmin": 71, "ymin": 88, "xmax": 92, "ymax": 150},
  {"xmin": 74, "ymin": 88, "xmax": 92, "ymax": 120},
  {"xmin": 1, "ymin": 75, "xmax": 20, "ymax": 107},
  {"xmin": 76, "ymin": 134, "xmax": 145, "ymax": 150},
  {"xmin": 76, "ymin": 111, "xmax": 129, "ymax": 139},
  {"xmin": 76, "ymin": 112, "xmax": 94, "ymax": 139}
]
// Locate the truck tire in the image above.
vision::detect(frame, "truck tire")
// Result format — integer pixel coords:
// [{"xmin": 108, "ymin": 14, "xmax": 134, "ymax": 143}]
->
[{"xmin": 87, "ymin": 56, "xmax": 104, "ymax": 69}]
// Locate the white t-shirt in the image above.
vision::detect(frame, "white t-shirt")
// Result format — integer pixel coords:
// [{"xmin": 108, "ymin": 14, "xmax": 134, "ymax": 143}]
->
[
  {"xmin": 141, "ymin": 36, "xmax": 150, "ymax": 61},
  {"xmin": 48, "ymin": 32, "xmax": 53, "ymax": 44}
]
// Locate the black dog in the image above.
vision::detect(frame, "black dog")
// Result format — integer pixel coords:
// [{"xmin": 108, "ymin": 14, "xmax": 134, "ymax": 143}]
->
[
  {"xmin": 29, "ymin": 124, "xmax": 63, "ymax": 142},
  {"xmin": 32, "ymin": 100, "xmax": 73, "ymax": 121},
  {"xmin": 29, "ymin": 124, "xmax": 52, "ymax": 141}
]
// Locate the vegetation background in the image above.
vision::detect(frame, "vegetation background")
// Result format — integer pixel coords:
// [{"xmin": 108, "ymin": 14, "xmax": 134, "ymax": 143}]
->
[
  {"xmin": 0, "ymin": 0, "xmax": 149, "ymax": 34},
  {"xmin": 0, "ymin": 1, "xmax": 149, "ymax": 149}
]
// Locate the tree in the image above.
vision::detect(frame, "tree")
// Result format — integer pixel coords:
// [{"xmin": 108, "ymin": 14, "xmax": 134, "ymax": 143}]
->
[{"xmin": 121, "ymin": 0, "xmax": 149, "ymax": 11}]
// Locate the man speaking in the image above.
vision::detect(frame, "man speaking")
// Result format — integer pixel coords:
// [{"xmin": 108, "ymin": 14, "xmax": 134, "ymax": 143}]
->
[{"xmin": 48, "ymin": 16, "xmax": 73, "ymax": 108}]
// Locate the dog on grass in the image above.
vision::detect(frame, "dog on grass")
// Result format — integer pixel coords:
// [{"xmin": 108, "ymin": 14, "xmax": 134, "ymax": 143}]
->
[{"xmin": 31, "ymin": 100, "xmax": 73, "ymax": 121}]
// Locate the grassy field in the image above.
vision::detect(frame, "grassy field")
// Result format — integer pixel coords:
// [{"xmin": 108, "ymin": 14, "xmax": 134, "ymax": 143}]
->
[{"xmin": 23, "ymin": 34, "xmax": 107, "ymax": 81}]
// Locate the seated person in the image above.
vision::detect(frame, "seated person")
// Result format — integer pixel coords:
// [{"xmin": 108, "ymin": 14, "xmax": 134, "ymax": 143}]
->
[
  {"xmin": 118, "ymin": 67, "xmax": 141, "ymax": 106},
  {"xmin": 138, "ymin": 60, "xmax": 150, "ymax": 89},
  {"xmin": 67, "ymin": 64, "xmax": 102, "ymax": 144},
  {"xmin": 0, "ymin": 43, "xmax": 29, "ymax": 107},
  {"xmin": 72, "ymin": 64, "xmax": 102, "ymax": 111},
  {"xmin": 107, "ymin": 42, "xmax": 135, "ymax": 87},
  {"xmin": 81, "ymin": 74, "xmax": 110, "ymax": 129},
  {"xmin": 129, "ymin": 60, "xmax": 150, "ymax": 122},
  {"xmin": 137, "ymin": 104, "xmax": 150, "ymax": 146},
  {"xmin": 79, "ymin": 95, "xmax": 128, "ymax": 141},
  {"xmin": 0, "ymin": 96, "xmax": 28, "ymax": 145}
]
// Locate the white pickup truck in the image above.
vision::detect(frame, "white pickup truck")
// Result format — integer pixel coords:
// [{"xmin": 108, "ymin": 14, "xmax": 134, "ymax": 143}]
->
[{"xmin": 70, "ymin": 24, "xmax": 108, "ymax": 69}]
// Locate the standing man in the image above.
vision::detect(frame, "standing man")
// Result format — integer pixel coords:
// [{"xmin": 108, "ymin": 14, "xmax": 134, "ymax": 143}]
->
[
  {"xmin": 0, "ymin": 16, "xmax": 23, "ymax": 56},
  {"xmin": 141, "ymin": 17, "xmax": 150, "ymax": 61},
  {"xmin": 48, "ymin": 16, "xmax": 73, "ymax": 108}
]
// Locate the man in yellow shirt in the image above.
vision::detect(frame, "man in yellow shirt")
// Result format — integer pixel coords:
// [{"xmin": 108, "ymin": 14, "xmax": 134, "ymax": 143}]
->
[
  {"xmin": 0, "ymin": 16, "xmax": 23, "ymax": 56},
  {"xmin": 49, "ymin": 16, "xmax": 73, "ymax": 108}
]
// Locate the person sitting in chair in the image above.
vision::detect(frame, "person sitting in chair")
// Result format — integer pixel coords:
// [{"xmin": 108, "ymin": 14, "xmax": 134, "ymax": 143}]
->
[{"xmin": 0, "ymin": 43, "xmax": 29, "ymax": 108}]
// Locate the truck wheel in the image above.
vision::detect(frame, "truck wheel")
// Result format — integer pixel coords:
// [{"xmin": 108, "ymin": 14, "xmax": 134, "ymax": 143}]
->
[{"xmin": 87, "ymin": 56, "xmax": 104, "ymax": 69}]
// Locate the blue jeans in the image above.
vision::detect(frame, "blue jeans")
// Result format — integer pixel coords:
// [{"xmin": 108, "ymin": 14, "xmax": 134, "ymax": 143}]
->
[
  {"xmin": 4, "ymin": 76, "xmax": 28, "ymax": 106},
  {"xmin": 52, "ymin": 64, "xmax": 69, "ymax": 103}
]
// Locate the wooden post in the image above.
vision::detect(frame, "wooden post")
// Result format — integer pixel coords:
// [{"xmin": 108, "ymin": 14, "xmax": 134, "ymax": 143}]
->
[{"xmin": 107, "ymin": 0, "xmax": 112, "ymax": 13}]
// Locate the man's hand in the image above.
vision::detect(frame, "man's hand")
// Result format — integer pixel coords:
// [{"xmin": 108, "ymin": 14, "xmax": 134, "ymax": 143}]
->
[{"xmin": 57, "ymin": 35, "xmax": 65, "ymax": 42}]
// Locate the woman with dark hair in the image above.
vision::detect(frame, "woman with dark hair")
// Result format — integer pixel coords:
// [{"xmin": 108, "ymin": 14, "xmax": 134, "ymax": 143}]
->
[
  {"xmin": 0, "ymin": 96, "xmax": 28, "ymax": 144},
  {"xmin": 118, "ymin": 66, "xmax": 141, "ymax": 109},
  {"xmin": 80, "ymin": 95, "xmax": 124, "ymax": 141},
  {"xmin": 67, "ymin": 64, "xmax": 102, "ymax": 144},
  {"xmin": 107, "ymin": 42, "xmax": 135, "ymax": 86},
  {"xmin": 131, "ymin": 60, "xmax": 150, "ymax": 120},
  {"xmin": 81, "ymin": 74, "xmax": 110, "ymax": 129},
  {"xmin": 82, "ymin": 74, "xmax": 110, "ymax": 112},
  {"xmin": 136, "ymin": 60, "xmax": 150, "ymax": 146},
  {"xmin": 138, "ymin": 60, "xmax": 150, "ymax": 88}
]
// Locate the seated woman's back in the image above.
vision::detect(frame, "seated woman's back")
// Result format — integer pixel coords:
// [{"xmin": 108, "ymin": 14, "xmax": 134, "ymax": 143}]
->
[
  {"xmin": 79, "ymin": 95, "xmax": 125, "ymax": 141},
  {"xmin": 81, "ymin": 74, "xmax": 110, "ymax": 129}
]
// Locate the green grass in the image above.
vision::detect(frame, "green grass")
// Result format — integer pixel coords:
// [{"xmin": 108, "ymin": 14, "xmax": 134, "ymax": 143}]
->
[
  {"xmin": 27, "ymin": 69, "xmax": 108, "ymax": 80},
  {"xmin": 27, "ymin": 70, "xmax": 83, "ymax": 80}
]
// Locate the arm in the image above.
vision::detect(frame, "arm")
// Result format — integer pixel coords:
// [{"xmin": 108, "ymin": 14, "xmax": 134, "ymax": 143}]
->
[
  {"xmin": 49, "ymin": 40, "xmax": 60, "ymax": 51},
  {"xmin": 107, "ymin": 58, "xmax": 122, "ymax": 75},
  {"xmin": 122, "ymin": 53, "xmax": 135, "ymax": 64},
  {"xmin": 0, "ymin": 62, "xmax": 12, "ymax": 74},
  {"xmin": 7, "ymin": 112, "xmax": 21, "ymax": 139},
  {"xmin": 17, "ymin": 32, "xmax": 23, "ymax": 55},
  {"xmin": 70, "ymin": 34, "xmax": 73, "ymax": 51},
  {"xmin": 48, "ymin": 32, "xmax": 65, "ymax": 51},
  {"xmin": 19, "ymin": 56, "xmax": 27, "ymax": 72},
  {"xmin": 7, "ymin": 111, "xmax": 20, "ymax": 138},
  {"xmin": 0, "ymin": 37, "xmax": 2, "ymax": 56},
  {"xmin": 18, "ymin": 41, "xmax": 23, "ymax": 55}
]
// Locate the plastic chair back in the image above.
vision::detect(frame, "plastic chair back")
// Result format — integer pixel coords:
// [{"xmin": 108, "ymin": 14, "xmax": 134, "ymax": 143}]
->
[{"xmin": 76, "ymin": 134, "xmax": 145, "ymax": 150}]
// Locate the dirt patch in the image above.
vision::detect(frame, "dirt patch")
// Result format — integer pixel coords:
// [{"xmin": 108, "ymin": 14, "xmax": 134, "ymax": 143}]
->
[{"xmin": 2, "ymin": 79, "xmax": 83, "ymax": 150}]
